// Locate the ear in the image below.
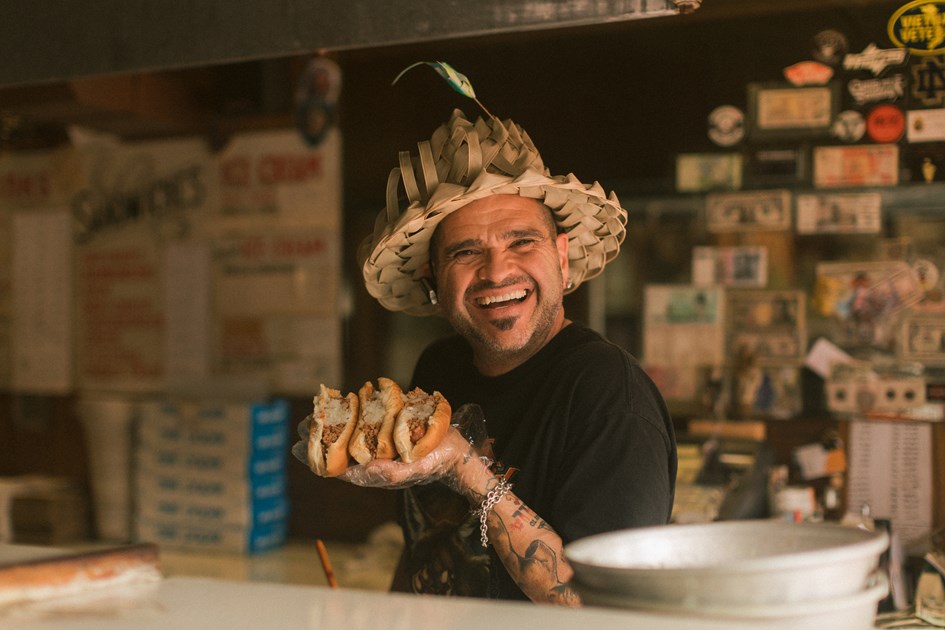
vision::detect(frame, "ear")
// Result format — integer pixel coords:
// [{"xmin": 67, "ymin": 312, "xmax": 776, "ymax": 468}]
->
[
  {"xmin": 555, "ymin": 232, "xmax": 570, "ymax": 286},
  {"xmin": 418, "ymin": 261, "xmax": 435, "ymax": 286},
  {"xmin": 417, "ymin": 262, "xmax": 441, "ymax": 309}
]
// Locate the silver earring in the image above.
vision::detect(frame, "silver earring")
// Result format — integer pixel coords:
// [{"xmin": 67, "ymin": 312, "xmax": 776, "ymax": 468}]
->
[
  {"xmin": 565, "ymin": 278, "xmax": 574, "ymax": 290},
  {"xmin": 420, "ymin": 278, "xmax": 438, "ymax": 305}
]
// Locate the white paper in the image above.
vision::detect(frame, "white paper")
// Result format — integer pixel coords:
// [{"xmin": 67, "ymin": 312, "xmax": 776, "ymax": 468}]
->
[
  {"xmin": 907, "ymin": 108, "xmax": 945, "ymax": 143},
  {"xmin": 268, "ymin": 315, "xmax": 341, "ymax": 392},
  {"xmin": 11, "ymin": 210, "xmax": 73, "ymax": 392},
  {"xmin": 1, "ymin": 149, "xmax": 81, "ymax": 389},
  {"xmin": 205, "ymin": 129, "xmax": 342, "ymax": 395},
  {"xmin": 847, "ymin": 420, "xmax": 934, "ymax": 553},
  {"xmin": 213, "ymin": 232, "xmax": 339, "ymax": 317},
  {"xmin": 794, "ymin": 442, "xmax": 828, "ymax": 480},
  {"xmin": 75, "ymin": 238, "xmax": 164, "ymax": 392},
  {"xmin": 209, "ymin": 128, "xmax": 342, "ymax": 235},
  {"xmin": 164, "ymin": 242, "xmax": 212, "ymax": 385},
  {"xmin": 72, "ymin": 137, "xmax": 214, "ymax": 244},
  {"xmin": 804, "ymin": 337, "xmax": 856, "ymax": 378},
  {"xmin": 211, "ymin": 231, "xmax": 342, "ymax": 394}
]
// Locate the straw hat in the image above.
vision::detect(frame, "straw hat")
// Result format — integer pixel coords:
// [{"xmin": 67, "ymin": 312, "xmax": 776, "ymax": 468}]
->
[{"xmin": 358, "ymin": 108, "xmax": 628, "ymax": 316}]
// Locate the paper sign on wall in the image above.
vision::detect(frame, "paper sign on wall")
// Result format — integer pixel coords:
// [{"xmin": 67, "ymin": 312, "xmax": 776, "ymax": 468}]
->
[
  {"xmin": 11, "ymin": 210, "xmax": 73, "ymax": 393},
  {"xmin": 847, "ymin": 420, "xmax": 934, "ymax": 553}
]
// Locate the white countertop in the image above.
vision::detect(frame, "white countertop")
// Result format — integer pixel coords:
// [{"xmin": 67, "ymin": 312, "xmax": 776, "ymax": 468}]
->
[
  {"xmin": 2, "ymin": 576, "xmax": 776, "ymax": 630},
  {"xmin": 1, "ymin": 542, "xmax": 881, "ymax": 630}
]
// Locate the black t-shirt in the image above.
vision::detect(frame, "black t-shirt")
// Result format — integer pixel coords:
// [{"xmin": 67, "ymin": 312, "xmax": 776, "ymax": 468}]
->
[{"xmin": 398, "ymin": 323, "xmax": 677, "ymax": 600}]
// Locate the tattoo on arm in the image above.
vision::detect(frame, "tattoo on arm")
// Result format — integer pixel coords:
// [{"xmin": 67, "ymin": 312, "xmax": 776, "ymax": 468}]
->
[
  {"xmin": 511, "ymin": 500, "xmax": 553, "ymax": 532},
  {"xmin": 461, "ymin": 445, "xmax": 475, "ymax": 465},
  {"xmin": 488, "ymin": 499, "xmax": 581, "ymax": 606}
]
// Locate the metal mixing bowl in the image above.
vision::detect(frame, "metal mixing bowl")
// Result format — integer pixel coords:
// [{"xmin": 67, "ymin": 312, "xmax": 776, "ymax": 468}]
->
[
  {"xmin": 565, "ymin": 520, "xmax": 888, "ymax": 609},
  {"xmin": 577, "ymin": 575, "xmax": 889, "ymax": 630}
]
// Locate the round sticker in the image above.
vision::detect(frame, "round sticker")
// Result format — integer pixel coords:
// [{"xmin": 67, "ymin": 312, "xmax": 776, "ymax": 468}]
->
[
  {"xmin": 812, "ymin": 29, "xmax": 849, "ymax": 66},
  {"xmin": 707, "ymin": 105, "xmax": 745, "ymax": 147},
  {"xmin": 913, "ymin": 259, "xmax": 941, "ymax": 292},
  {"xmin": 294, "ymin": 56, "xmax": 342, "ymax": 147},
  {"xmin": 831, "ymin": 110, "xmax": 866, "ymax": 142},
  {"xmin": 866, "ymin": 104, "xmax": 905, "ymax": 143}
]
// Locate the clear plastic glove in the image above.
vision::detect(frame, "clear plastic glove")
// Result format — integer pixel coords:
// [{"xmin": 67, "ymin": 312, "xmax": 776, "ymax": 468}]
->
[{"xmin": 292, "ymin": 403, "xmax": 493, "ymax": 494}]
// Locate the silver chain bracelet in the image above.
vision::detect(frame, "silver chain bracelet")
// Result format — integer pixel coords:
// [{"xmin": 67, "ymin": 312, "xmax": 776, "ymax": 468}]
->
[{"xmin": 473, "ymin": 478, "xmax": 513, "ymax": 547}]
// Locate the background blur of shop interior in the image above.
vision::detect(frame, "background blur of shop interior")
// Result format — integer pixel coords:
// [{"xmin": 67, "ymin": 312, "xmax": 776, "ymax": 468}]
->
[{"xmin": 0, "ymin": 0, "xmax": 943, "ymax": 598}]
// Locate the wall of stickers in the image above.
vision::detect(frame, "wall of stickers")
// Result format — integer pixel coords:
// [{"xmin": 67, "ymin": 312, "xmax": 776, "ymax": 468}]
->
[
  {"xmin": 610, "ymin": 3, "xmax": 945, "ymax": 414},
  {"xmin": 598, "ymin": 0, "xmax": 945, "ymax": 552}
]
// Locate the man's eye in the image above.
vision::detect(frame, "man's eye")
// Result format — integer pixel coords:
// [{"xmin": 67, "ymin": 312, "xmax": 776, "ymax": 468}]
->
[
  {"xmin": 451, "ymin": 249, "xmax": 478, "ymax": 260},
  {"xmin": 511, "ymin": 238, "xmax": 537, "ymax": 248}
]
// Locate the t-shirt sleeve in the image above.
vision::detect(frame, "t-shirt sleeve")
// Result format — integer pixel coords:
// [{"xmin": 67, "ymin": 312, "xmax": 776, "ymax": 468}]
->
[{"xmin": 550, "ymin": 354, "xmax": 676, "ymax": 543}]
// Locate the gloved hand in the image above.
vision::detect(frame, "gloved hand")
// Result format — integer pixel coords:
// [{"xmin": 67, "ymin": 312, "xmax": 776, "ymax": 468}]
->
[{"xmin": 291, "ymin": 403, "xmax": 494, "ymax": 495}]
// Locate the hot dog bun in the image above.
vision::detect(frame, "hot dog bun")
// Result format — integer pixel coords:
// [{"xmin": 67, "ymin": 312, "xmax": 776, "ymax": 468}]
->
[
  {"xmin": 393, "ymin": 387, "xmax": 451, "ymax": 463},
  {"xmin": 349, "ymin": 377, "xmax": 405, "ymax": 465},
  {"xmin": 308, "ymin": 383, "xmax": 359, "ymax": 477}
]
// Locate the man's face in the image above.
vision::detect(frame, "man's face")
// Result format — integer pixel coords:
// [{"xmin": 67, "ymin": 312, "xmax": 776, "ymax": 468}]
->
[{"xmin": 428, "ymin": 194, "xmax": 570, "ymax": 374}]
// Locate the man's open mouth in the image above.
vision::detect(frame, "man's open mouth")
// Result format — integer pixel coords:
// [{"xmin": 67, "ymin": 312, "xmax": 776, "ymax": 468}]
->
[{"xmin": 475, "ymin": 289, "xmax": 529, "ymax": 308}]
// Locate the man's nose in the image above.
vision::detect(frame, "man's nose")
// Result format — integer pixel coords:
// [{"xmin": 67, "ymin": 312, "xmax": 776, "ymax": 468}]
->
[{"xmin": 478, "ymin": 248, "xmax": 514, "ymax": 282}]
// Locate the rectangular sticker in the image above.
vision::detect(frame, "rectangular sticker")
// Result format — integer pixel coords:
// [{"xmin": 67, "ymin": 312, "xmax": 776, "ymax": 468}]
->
[
  {"xmin": 813, "ymin": 144, "xmax": 899, "ymax": 188},
  {"xmin": 796, "ymin": 192, "xmax": 882, "ymax": 234},
  {"xmin": 692, "ymin": 246, "xmax": 768, "ymax": 287},
  {"xmin": 706, "ymin": 190, "xmax": 792, "ymax": 232},
  {"xmin": 907, "ymin": 108, "xmax": 945, "ymax": 143},
  {"xmin": 675, "ymin": 153, "xmax": 743, "ymax": 193}
]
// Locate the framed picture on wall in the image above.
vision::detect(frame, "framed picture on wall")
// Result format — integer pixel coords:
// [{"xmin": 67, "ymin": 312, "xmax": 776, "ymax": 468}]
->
[{"xmin": 748, "ymin": 82, "xmax": 838, "ymax": 140}]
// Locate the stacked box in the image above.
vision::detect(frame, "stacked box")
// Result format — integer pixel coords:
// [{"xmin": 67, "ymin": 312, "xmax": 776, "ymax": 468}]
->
[{"xmin": 134, "ymin": 398, "xmax": 290, "ymax": 553}]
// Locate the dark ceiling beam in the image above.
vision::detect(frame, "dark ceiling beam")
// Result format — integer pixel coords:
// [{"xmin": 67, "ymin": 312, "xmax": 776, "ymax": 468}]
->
[
  {"xmin": 682, "ymin": 0, "xmax": 902, "ymax": 22},
  {"xmin": 0, "ymin": 0, "xmax": 682, "ymax": 88}
]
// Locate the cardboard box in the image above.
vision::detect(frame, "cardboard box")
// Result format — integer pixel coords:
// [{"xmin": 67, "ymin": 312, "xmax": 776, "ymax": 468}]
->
[
  {"xmin": 136, "ymin": 398, "xmax": 289, "ymax": 466},
  {"xmin": 135, "ymin": 468, "xmax": 287, "ymax": 526},
  {"xmin": 135, "ymin": 517, "xmax": 287, "ymax": 554},
  {"xmin": 133, "ymin": 398, "xmax": 291, "ymax": 553}
]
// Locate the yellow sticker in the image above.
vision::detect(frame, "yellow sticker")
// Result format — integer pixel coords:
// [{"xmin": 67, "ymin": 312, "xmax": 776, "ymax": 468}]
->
[{"xmin": 888, "ymin": 0, "xmax": 945, "ymax": 56}]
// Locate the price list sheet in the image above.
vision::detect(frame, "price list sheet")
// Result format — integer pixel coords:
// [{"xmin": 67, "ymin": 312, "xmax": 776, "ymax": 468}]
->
[{"xmin": 847, "ymin": 420, "xmax": 934, "ymax": 552}]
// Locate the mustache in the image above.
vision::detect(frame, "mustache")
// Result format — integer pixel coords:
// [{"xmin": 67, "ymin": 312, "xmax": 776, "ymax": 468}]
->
[{"xmin": 466, "ymin": 276, "xmax": 533, "ymax": 295}]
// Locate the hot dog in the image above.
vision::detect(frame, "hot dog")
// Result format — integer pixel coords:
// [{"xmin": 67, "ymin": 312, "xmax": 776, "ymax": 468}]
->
[
  {"xmin": 307, "ymin": 380, "xmax": 451, "ymax": 474},
  {"xmin": 393, "ymin": 387, "xmax": 451, "ymax": 463},
  {"xmin": 308, "ymin": 383, "xmax": 359, "ymax": 477},
  {"xmin": 348, "ymin": 377, "xmax": 404, "ymax": 465}
]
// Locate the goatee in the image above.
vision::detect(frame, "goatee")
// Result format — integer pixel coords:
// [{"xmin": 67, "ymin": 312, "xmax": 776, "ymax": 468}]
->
[{"xmin": 490, "ymin": 317, "xmax": 517, "ymax": 332}]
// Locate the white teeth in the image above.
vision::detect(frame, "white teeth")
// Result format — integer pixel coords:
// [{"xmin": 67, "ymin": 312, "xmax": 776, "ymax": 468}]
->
[{"xmin": 476, "ymin": 289, "xmax": 527, "ymax": 306}]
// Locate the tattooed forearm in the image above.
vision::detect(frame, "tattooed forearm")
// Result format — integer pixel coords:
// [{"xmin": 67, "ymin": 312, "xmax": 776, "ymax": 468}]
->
[
  {"xmin": 511, "ymin": 498, "xmax": 554, "ymax": 532},
  {"xmin": 455, "ymin": 458, "xmax": 580, "ymax": 606},
  {"xmin": 487, "ymin": 496, "xmax": 581, "ymax": 607},
  {"xmin": 511, "ymin": 538, "xmax": 581, "ymax": 606},
  {"xmin": 550, "ymin": 582, "xmax": 582, "ymax": 607}
]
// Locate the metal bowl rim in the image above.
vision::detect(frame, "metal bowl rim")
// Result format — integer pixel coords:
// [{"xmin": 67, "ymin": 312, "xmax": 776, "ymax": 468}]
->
[
  {"xmin": 565, "ymin": 521, "xmax": 889, "ymax": 574},
  {"xmin": 573, "ymin": 572, "xmax": 889, "ymax": 618}
]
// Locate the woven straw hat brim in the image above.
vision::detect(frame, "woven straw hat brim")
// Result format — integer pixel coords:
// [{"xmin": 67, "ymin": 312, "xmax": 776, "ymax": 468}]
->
[{"xmin": 359, "ymin": 110, "xmax": 628, "ymax": 316}]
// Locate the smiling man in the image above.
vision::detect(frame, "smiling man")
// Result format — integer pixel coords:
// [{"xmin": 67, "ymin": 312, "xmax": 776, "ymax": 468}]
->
[
  {"xmin": 430, "ymin": 194, "xmax": 569, "ymax": 376},
  {"xmin": 346, "ymin": 108, "xmax": 677, "ymax": 604}
]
